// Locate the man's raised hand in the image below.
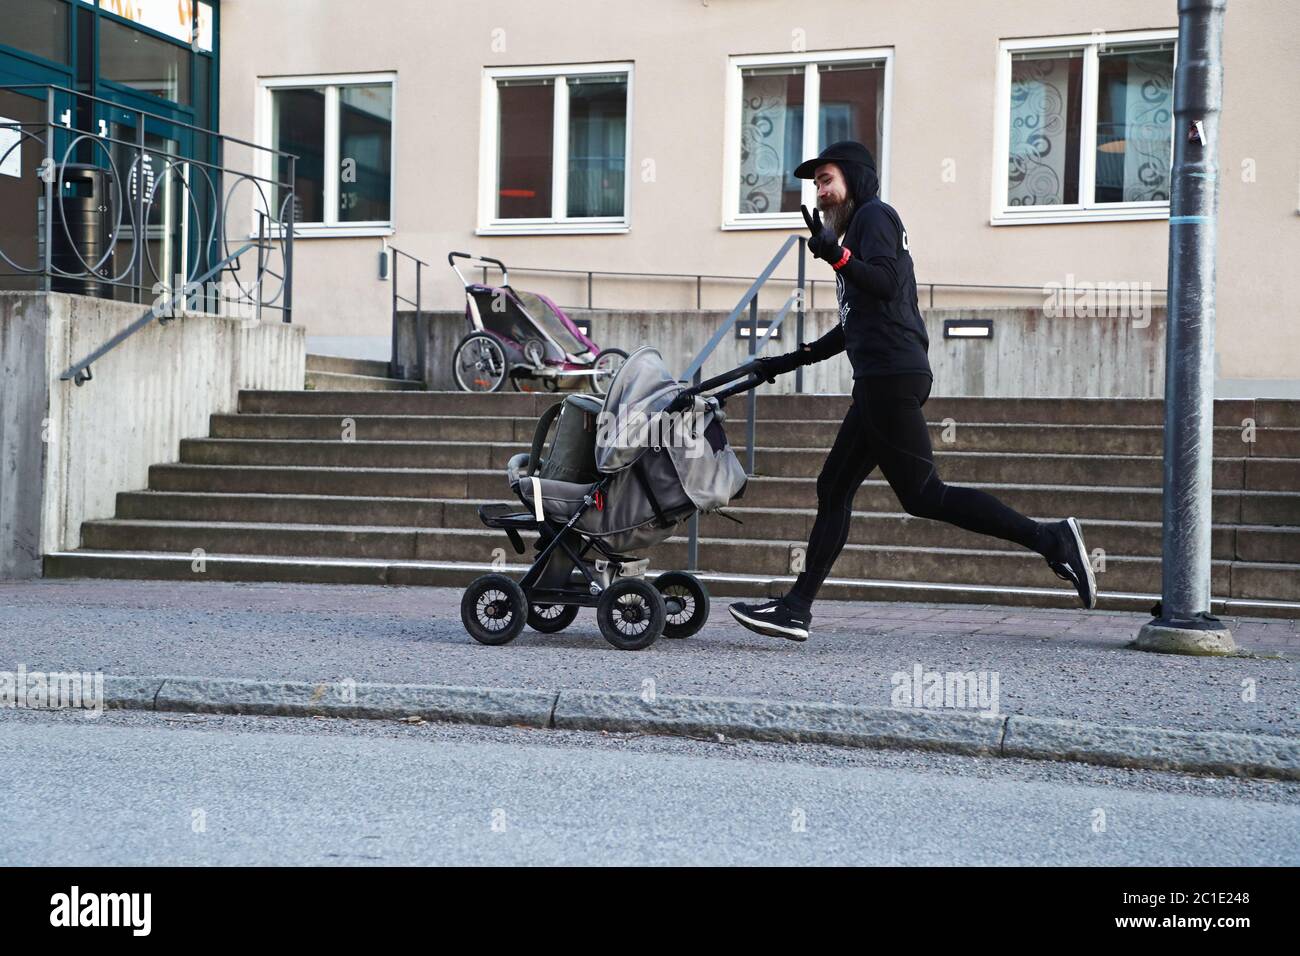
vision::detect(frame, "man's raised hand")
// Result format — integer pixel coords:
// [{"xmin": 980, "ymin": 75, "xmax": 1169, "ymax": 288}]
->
[{"xmin": 800, "ymin": 203, "xmax": 841, "ymax": 262}]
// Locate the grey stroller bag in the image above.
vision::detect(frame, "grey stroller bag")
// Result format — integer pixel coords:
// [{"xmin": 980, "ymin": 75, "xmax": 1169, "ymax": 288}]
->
[{"xmin": 506, "ymin": 346, "xmax": 748, "ymax": 554}]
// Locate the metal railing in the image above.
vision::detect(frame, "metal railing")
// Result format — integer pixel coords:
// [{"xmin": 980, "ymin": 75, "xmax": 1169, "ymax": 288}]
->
[
  {"xmin": 466, "ymin": 260, "xmax": 1167, "ymax": 313},
  {"xmin": 677, "ymin": 235, "xmax": 809, "ymax": 570},
  {"xmin": 0, "ymin": 84, "xmax": 298, "ymax": 381},
  {"xmin": 386, "ymin": 243, "xmax": 427, "ymax": 380}
]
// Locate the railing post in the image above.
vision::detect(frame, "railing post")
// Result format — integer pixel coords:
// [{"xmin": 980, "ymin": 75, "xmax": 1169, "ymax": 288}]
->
[
  {"xmin": 587, "ymin": 271, "xmax": 593, "ymax": 309},
  {"xmin": 696, "ymin": 275, "xmax": 701, "ymax": 310},
  {"xmin": 415, "ymin": 259, "xmax": 426, "ymax": 383},
  {"xmin": 255, "ymin": 211, "xmax": 265, "ymax": 325},
  {"xmin": 686, "ymin": 364, "xmax": 703, "ymax": 571},
  {"xmin": 390, "ymin": 253, "xmax": 401, "ymax": 380},
  {"xmin": 747, "ymin": 296, "xmax": 758, "ymax": 476},
  {"xmin": 795, "ymin": 236, "xmax": 806, "ymax": 394},
  {"xmin": 132, "ymin": 108, "xmax": 146, "ymax": 304},
  {"xmin": 41, "ymin": 87, "xmax": 55, "ymax": 294},
  {"xmin": 283, "ymin": 154, "xmax": 295, "ymax": 323}
]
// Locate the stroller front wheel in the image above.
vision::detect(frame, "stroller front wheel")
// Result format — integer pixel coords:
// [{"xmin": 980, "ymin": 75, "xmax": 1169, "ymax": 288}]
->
[
  {"xmin": 596, "ymin": 578, "xmax": 666, "ymax": 651},
  {"xmin": 653, "ymin": 571, "xmax": 711, "ymax": 639},
  {"xmin": 527, "ymin": 602, "xmax": 580, "ymax": 633},
  {"xmin": 462, "ymin": 574, "xmax": 528, "ymax": 645}
]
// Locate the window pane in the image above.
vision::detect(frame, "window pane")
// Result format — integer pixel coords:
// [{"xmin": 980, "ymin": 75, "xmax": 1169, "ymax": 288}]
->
[
  {"xmin": 1095, "ymin": 43, "xmax": 1174, "ymax": 203},
  {"xmin": 1008, "ymin": 51, "xmax": 1082, "ymax": 206},
  {"xmin": 99, "ymin": 19, "xmax": 191, "ymax": 105},
  {"xmin": 339, "ymin": 84, "xmax": 393, "ymax": 222},
  {"xmin": 497, "ymin": 78, "xmax": 554, "ymax": 218},
  {"xmin": 817, "ymin": 62, "xmax": 884, "ymax": 165},
  {"xmin": 0, "ymin": 0, "xmax": 68, "ymax": 63},
  {"xmin": 272, "ymin": 87, "xmax": 326, "ymax": 223},
  {"xmin": 567, "ymin": 75, "xmax": 626, "ymax": 218},
  {"xmin": 739, "ymin": 67, "xmax": 803, "ymax": 214}
]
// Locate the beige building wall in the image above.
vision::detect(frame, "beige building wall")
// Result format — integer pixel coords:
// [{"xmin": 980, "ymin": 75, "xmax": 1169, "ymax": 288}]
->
[{"xmin": 218, "ymin": 0, "xmax": 1299, "ymax": 393}]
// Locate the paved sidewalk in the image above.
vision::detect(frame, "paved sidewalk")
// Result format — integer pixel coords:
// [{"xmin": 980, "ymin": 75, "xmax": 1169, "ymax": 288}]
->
[{"xmin": 0, "ymin": 578, "xmax": 1295, "ymax": 738}]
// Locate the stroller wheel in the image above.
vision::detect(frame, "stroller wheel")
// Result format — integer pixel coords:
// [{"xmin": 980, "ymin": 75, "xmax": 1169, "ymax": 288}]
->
[
  {"xmin": 653, "ymin": 571, "xmax": 711, "ymax": 639},
  {"xmin": 461, "ymin": 574, "xmax": 527, "ymax": 645},
  {"xmin": 453, "ymin": 332, "xmax": 509, "ymax": 392},
  {"xmin": 527, "ymin": 603, "xmax": 580, "ymax": 633},
  {"xmin": 596, "ymin": 578, "xmax": 666, "ymax": 651},
  {"xmin": 590, "ymin": 348, "xmax": 628, "ymax": 397}
]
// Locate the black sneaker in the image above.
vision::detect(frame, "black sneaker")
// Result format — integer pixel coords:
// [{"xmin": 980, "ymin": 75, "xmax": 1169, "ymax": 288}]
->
[
  {"xmin": 1046, "ymin": 517, "xmax": 1097, "ymax": 610},
  {"xmin": 728, "ymin": 598, "xmax": 811, "ymax": 641}
]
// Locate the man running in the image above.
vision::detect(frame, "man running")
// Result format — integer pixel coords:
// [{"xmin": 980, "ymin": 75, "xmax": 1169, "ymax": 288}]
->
[{"xmin": 728, "ymin": 140, "xmax": 1096, "ymax": 642}]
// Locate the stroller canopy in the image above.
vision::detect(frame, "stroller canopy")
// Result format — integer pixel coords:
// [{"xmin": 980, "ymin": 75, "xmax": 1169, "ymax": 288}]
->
[{"xmin": 595, "ymin": 346, "xmax": 747, "ymax": 514}]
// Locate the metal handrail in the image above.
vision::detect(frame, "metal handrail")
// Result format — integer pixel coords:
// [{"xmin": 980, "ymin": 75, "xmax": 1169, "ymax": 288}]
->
[
  {"xmin": 59, "ymin": 237, "xmax": 263, "ymax": 386},
  {"xmin": 677, "ymin": 235, "xmax": 808, "ymax": 570},
  {"xmin": 388, "ymin": 243, "xmax": 430, "ymax": 380},
  {"xmin": 466, "ymin": 260, "xmax": 1168, "ymax": 313}
]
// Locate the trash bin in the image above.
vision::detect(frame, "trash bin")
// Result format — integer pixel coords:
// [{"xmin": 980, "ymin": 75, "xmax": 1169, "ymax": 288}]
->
[{"xmin": 37, "ymin": 163, "xmax": 115, "ymax": 298}]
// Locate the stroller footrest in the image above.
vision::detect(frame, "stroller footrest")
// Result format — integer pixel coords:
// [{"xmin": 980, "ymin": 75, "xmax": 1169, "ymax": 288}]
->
[{"xmin": 478, "ymin": 504, "xmax": 536, "ymax": 555}]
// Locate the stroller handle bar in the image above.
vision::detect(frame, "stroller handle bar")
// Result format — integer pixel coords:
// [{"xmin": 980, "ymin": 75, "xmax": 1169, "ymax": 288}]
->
[
  {"xmin": 667, "ymin": 360, "xmax": 767, "ymax": 413},
  {"xmin": 449, "ymin": 251, "xmax": 508, "ymax": 289}
]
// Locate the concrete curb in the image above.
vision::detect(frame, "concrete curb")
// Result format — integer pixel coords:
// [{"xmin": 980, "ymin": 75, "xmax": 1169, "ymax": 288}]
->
[
  {"xmin": 142, "ymin": 675, "xmax": 555, "ymax": 728},
  {"xmin": 87, "ymin": 675, "xmax": 1299, "ymax": 782}
]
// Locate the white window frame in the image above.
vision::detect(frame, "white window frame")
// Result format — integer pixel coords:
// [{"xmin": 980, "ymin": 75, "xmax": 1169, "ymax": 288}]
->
[
  {"xmin": 991, "ymin": 29, "xmax": 1178, "ymax": 226},
  {"xmin": 256, "ymin": 71, "xmax": 397, "ymax": 238},
  {"xmin": 722, "ymin": 47, "xmax": 894, "ymax": 231},
  {"xmin": 478, "ymin": 61, "xmax": 634, "ymax": 236}
]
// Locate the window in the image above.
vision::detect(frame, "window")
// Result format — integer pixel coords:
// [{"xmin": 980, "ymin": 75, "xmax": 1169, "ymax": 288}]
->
[
  {"xmin": 99, "ymin": 16, "xmax": 191, "ymax": 104},
  {"xmin": 0, "ymin": 0, "xmax": 70, "ymax": 64},
  {"xmin": 480, "ymin": 62, "xmax": 632, "ymax": 235},
  {"xmin": 260, "ymin": 73, "xmax": 395, "ymax": 235},
  {"xmin": 724, "ymin": 49, "xmax": 891, "ymax": 230},
  {"xmin": 994, "ymin": 31, "xmax": 1177, "ymax": 224}
]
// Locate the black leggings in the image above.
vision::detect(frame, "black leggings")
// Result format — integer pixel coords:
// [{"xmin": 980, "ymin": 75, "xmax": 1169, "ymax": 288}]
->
[{"xmin": 787, "ymin": 373, "xmax": 1049, "ymax": 607}]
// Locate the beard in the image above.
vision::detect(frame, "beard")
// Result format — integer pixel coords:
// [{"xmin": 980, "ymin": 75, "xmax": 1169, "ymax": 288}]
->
[{"xmin": 818, "ymin": 194, "xmax": 856, "ymax": 239}]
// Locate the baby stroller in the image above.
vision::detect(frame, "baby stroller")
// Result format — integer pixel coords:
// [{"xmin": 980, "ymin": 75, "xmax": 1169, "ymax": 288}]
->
[
  {"xmin": 460, "ymin": 346, "xmax": 761, "ymax": 650},
  {"xmin": 448, "ymin": 251, "xmax": 628, "ymax": 395}
]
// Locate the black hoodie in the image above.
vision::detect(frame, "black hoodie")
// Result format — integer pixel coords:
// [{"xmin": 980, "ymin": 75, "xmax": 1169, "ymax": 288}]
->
[{"xmin": 801, "ymin": 160, "xmax": 932, "ymax": 380}]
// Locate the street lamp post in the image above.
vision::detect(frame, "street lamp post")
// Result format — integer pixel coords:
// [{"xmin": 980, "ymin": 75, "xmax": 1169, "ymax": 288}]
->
[{"xmin": 1135, "ymin": 0, "xmax": 1236, "ymax": 655}]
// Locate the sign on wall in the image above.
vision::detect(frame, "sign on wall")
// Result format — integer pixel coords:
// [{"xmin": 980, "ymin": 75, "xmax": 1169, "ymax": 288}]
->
[{"xmin": 0, "ymin": 118, "xmax": 20, "ymax": 178}]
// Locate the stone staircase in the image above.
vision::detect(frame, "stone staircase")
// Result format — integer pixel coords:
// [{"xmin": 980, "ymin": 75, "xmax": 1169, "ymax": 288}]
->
[
  {"xmin": 43, "ymin": 390, "xmax": 1300, "ymax": 619},
  {"xmin": 305, "ymin": 354, "xmax": 421, "ymax": 391}
]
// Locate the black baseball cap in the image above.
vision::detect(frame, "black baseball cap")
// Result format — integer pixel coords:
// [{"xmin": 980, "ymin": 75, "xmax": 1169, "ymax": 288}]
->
[{"xmin": 793, "ymin": 140, "xmax": 877, "ymax": 179}]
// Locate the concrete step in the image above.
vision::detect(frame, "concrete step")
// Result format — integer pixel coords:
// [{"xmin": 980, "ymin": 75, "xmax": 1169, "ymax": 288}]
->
[
  {"xmin": 173, "ymin": 437, "xmax": 1299, "ymax": 492},
  {"xmin": 304, "ymin": 371, "xmax": 423, "ymax": 391},
  {"xmin": 71, "ymin": 518, "xmax": 1163, "ymax": 593},
  {"xmin": 306, "ymin": 354, "xmax": 394, "ymax": 378},
  {"xmin": 236, "ymin": 389, "xmax": 1300, "ymax": 427},
  {"xmin": 111, "ymin": 491, "xmax": 1300, "ymax": 563},
  {"xmin": 144, "ymin": 464, "xmax": 1300, "ymax": 526},
  {"xmin": 205, "ymin": 413, "xmax": 1300, "ymax": 459},
  {"xmin": 75, "ymin": 518, "xmax": 1295, "ymax": 600}
]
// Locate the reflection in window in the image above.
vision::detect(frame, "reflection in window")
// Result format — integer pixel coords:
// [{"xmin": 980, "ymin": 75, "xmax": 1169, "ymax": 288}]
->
[
  {"xmin": 1095, "ymin": 43, "xmax": 1174, "ymax": 203},
  {"xmin": 99, "ymin": 18, "xmax": 191, "ymax": 104},
  {"xmin": 339, "ymin": 84, "xmax": 392, "ymax": 222},
  {"xmin": 272, "ymin": 87, "xmax": 326, "ymax": 223},
  {"xmin": 497, "ymin": 78, "xmax": 554, "ymax": 219},
  {"xmin": 0, "ymin": 0, "xmax": 69, "ymax": 64},
  {"xmin": 567, "ymin": 75, "xmax": 626, "ymax": 218}
]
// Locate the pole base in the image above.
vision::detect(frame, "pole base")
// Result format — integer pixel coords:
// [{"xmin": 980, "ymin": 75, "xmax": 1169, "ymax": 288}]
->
[{"xmin": 1134, "ymin": 609, "xmax": 1236, "ymax": 656}]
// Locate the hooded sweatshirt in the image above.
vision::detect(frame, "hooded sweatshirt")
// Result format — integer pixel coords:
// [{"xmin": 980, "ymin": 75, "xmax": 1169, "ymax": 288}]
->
[{"xmin": 801, "ymin": 159, "xmax": 932, "ymax": 380}]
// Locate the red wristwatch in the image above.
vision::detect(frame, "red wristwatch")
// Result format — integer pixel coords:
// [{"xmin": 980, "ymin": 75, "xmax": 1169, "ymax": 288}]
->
[{"xmin": 831, "ymin": 247, "xmax": 852, "ymax": 271}]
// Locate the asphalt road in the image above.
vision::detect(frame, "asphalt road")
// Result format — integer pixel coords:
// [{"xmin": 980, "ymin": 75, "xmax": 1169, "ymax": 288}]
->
[{"xmin": 3, "ymin": 708, "xmax": 1297, "ymax": 866}]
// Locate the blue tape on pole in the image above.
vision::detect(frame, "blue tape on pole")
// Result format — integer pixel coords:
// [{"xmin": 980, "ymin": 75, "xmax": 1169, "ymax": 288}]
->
[{"xmin": 1169, "ymin": 215, "xmax": 1212, "ymax": 224}]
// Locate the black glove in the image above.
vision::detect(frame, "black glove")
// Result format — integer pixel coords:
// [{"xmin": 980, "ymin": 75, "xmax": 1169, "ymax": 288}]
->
[
  {"xmin": 801, "ymin": 204, "xmax": 844, "ymax": 263},
  {"xmin": 753, "ymin": 350, "xmax": 806, "ymax": 384}
]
